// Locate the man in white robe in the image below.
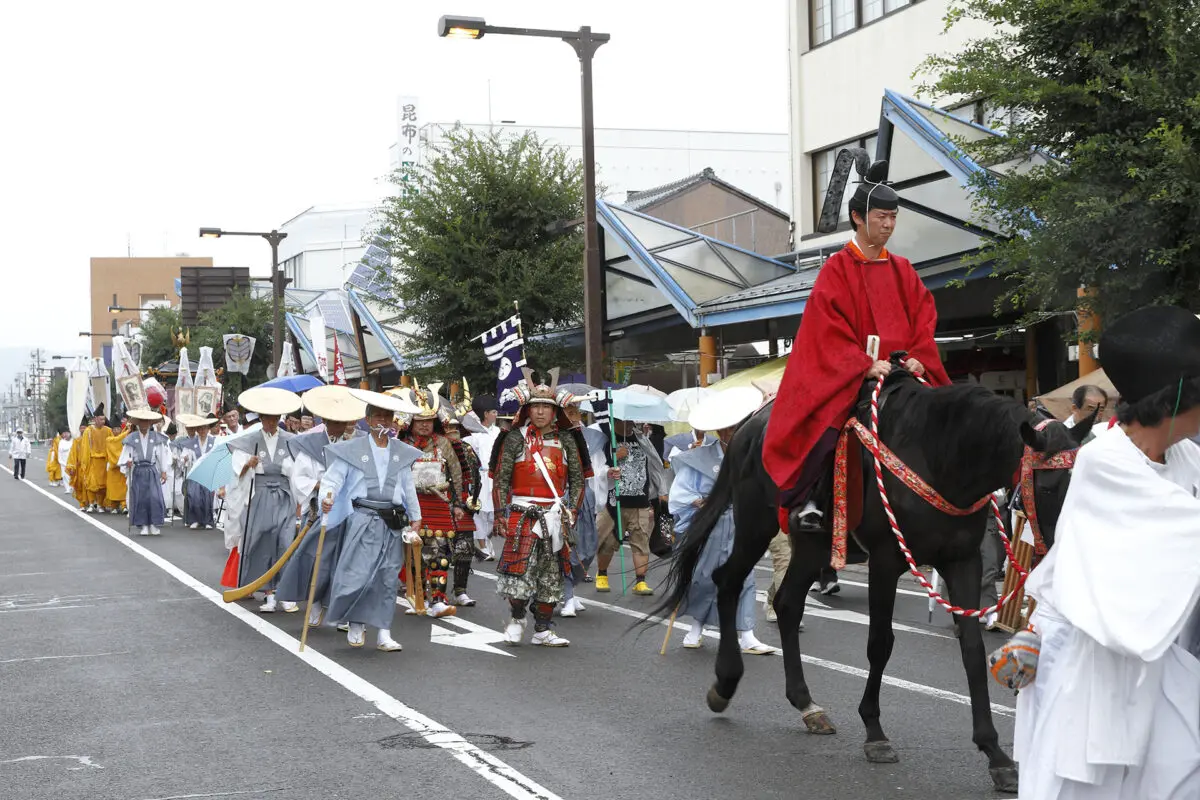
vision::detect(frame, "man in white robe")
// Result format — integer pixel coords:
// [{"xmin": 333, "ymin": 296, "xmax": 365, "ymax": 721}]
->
[
  {"xmin": 1015, "ymin": 305, "xmax": 1200, "ymax": 799},
  {"xmin": 463, "ymin": 395, "xmax": 501, "ymax": 560}
]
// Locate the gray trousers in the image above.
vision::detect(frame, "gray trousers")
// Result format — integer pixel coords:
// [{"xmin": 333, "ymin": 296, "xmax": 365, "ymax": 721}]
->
[{"xmin": 980, "ymin": 514, "xmax": 1005, "ymax": 609}]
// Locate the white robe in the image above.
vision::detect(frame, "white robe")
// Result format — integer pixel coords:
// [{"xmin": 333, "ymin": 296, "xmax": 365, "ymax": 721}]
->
[
  {"xmin": 56, "ymin": 438, "xmax": 73, "ymax": 472},
  {"xmin": 1015, "ymin": 427, "xmax": 1200, "ymax": 799}
]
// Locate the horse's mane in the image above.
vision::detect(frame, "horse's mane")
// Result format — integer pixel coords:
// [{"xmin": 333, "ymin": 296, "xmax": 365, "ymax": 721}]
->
[{"xmin": 877, "ymin": 373, "xmax": 1030, "ymax": 502}]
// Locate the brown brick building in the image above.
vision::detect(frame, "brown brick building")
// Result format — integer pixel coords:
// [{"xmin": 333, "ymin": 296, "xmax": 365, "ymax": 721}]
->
[{"xmin": 89, "ymin": 257, "xmax": 213, "ymax": 360}]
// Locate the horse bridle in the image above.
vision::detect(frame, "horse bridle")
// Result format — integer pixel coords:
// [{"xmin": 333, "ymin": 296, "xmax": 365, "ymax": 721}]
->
[{"xmin": 1018, "ymin": 419, "xmax": 1078, "ymax": 562}]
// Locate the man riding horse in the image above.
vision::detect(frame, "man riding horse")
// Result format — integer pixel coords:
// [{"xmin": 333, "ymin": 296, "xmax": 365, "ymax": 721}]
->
[{"xmin": 765, "ymin": 160, "xmax": 949, "ymax": 573}]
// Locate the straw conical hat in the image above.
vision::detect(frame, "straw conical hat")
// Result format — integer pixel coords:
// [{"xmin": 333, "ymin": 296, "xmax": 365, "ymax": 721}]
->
[
  {"xmin": 238, "ymin": 386, "xmax": 303, "ymax": 416},
  {"xmin": 175, "ymin": 413, "xmax": 205, "ymax": 428},
  {"xmin": 687, "ymin": 386, "xmax": 763, "ymax": 432},
  {"xmin": 303, "ymin": 385, "xmax": 368, "ymax": 422},
  {"xmin": 349, "ymin": 387, "xmax": 420, "ymax": 415},
  {"xmin": 127, "ymin": 408, "xmax": 163, "ymax": 422}
]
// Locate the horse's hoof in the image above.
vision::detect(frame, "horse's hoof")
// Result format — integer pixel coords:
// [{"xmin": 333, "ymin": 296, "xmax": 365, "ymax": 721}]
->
[
  {"xmin": 802, "ymin": 707, "xmax": 837, "ymax": 735},
  {"xmin": 706, "ymin": 686, "xmax": 730, "ymax": 713},
  {"xmin": 989, "ymin": 765, "xmax": 1019, "ymax": 794},
  {"xmin": 863, "ymin": 740, "xmax": 899, "ymax": 763}
]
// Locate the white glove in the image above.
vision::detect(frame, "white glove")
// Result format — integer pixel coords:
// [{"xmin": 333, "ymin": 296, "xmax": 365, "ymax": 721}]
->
[{"xmin": 402, "ymin": 529, "xmax": 421, "ymax": 544}]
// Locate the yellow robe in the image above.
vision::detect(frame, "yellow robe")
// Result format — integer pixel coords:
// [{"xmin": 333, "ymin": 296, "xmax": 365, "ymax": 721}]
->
[
  {"xmin": 82, "ymin": 425, "xmax": 113, "ymax": 506},
  {"xmin": 65, "ymin": 436, "xmax": 86, "ymax": 506},
  {"xmin": 106, "ymin": 428, "xmax": 131, "ymax": 507},
  {"xmin": 46, "ymin": 434, "xmax": 62, "ymax": 483}
]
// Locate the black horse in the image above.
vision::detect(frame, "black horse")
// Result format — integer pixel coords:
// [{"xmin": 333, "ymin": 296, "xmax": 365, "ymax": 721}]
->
[{"xmin": 655, "ymin": 364, "xmax": 1090, "ymax": 794}]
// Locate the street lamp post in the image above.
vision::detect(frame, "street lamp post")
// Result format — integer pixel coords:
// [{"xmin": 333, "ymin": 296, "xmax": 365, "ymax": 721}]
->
[
  {"xmin": 199, "ymin": 227, "xmax": 289, "ymax": 368},
  {"xmin": 437, "ymin": 15, "xmax": 610, "ymax": 386}
]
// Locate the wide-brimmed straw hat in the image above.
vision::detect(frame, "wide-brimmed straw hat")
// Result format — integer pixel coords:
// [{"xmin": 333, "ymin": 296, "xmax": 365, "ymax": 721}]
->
[
  {"xmin": 349, "ymin": 388, "xmax": 420, "ymax": 415},
  {"xmin": 175, "ymin": 413, "xmax": 206, "ymax": 428},
  {"xmin": 687, "ymin": 387, "xmax": 763, "ymax": 432},
  {"xmin": 127, "ymin": 408, "xmax": 163, "ymax": 422},
  {"xmin": 303, "ymin": 385, "xmax": 367, "ymax": 422},
  {"xmin": 238, "ymin": 386, "xmax": 303, "ymax": 416}
]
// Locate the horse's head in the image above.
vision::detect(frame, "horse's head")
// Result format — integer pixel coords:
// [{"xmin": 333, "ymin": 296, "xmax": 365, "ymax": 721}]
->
[{"xmin": 1016, "ymin": 414, "xmax": 1092, "ymax": 551}]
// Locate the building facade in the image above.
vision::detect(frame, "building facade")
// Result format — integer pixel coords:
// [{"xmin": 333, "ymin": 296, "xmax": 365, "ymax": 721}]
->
[
  {"xmin": 787, "ymin": 0, "xmax": 990, "ymax": 237},
  {"xmin": 89, "ymin": 257, "xmax": 213, "ymax": 360},
  {"xmin": 400, "ymin": 122, "xmax": 792, "ymax": 216},
  {"xmin": 278, "ymin": 204, "xmax": 377, "ymax": 291}
]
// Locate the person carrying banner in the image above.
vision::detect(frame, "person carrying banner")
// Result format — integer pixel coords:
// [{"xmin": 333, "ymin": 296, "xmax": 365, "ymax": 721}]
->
[
  {"xmin": 176, "ymin": 413, "xmax": 218, "ymax": 529},
  {"xmin": 491, "ymin": 369, "xmax": 585, "ymax": 646},
  {"xmin": 105, "ymin": 414, "xmax": 131, "ymax": 513},
  {"xmin": 81, "ymin": 406, "xmax": 115, "ymax": 512}
]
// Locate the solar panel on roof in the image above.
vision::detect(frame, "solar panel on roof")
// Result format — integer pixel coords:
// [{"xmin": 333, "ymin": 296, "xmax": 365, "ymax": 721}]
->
[{"xmin": 314, "ymin": 294, "xmax": 354, "ymax": 334}]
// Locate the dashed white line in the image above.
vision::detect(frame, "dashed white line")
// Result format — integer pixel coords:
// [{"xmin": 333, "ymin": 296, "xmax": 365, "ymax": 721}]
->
[{"xmin": 0, "ymin": 651, "xmax": 130, "ymax": 665}]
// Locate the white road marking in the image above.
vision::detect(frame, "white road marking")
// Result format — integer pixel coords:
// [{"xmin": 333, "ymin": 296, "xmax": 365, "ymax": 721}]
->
[
  {"xmin": 0, "ymin": 755, "xmax": 103, "ymax": 770},
  {"xmin": 753, "ymin": 589, "xmax": 951, "ymax": 639},
  {"xmin": 8, "ymin": 470, "xmax": 563, "ymax": 800},
  {"xmin": 751, "ymin": 563, "xmax": 930, "ymax": 598},
  {"xmin": 0, "ymin": 651, "xmax": 129, "ymax": 665},
  {"xmin": 430, "ymin": 616, "xmax": 516, "ymax": 657},
  {"xmin": 136, "ymin": 790, "xmax": 288, "ymax": 800},
  {"xmin": 474, "ymin": 570, "xmax": 1014, "ymax": 718}
]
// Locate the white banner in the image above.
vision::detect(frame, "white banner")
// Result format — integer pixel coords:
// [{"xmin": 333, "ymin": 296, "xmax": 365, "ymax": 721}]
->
[
  {"xmin": 177, "ymin": 347, "xmax": 195, "ymax": 388},
  {"xmin": 277, "ymin": 341, "xmax": 296, "ymax": 377},
  {"xmin": 195, "ymin": 346, "xmax": 219, "ymax": 387},
  {"xmin": 308, "ymin": 312, "xmax": 328, "ymax": 381},
  {"xmin": 222, "ymin": 334, "xmax": 255, "ymax": 376}
]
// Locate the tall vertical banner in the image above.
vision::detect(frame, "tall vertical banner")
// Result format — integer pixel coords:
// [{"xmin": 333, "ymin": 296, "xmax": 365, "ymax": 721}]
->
[
  {"xmin": 478, "ymin": 314, "xmax": 526, "ymax": 414},
  {"xmin": 194, "ymin": 347, "xmax": 222, "ymax": 419},
  {"xmin": 176, "ymin": 347, "xmax": 196, "ymax": 416},
  {"xmin": 277, "ymin": 341, "xmax": 296, "ymax": 378},
  {"xmin": 67, "ymin": 356, "xmax": 89, "ymax": 429},
  {"xmin": 89, "ymin": 358, "xmax": 110, "ymax": 417},
  {"xmin": 111, "ymin": 337, "xmax": 146, "ymax": 412},
  {"xmin": 308, "ymin": 311, "xmax": 329, "ymax": 381},
  {"xmin": 331, "ymin": 337, "xmax": 347, "ymax": 386}
]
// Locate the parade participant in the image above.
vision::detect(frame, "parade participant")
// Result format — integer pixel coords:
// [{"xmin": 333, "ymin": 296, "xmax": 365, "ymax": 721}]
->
[
  {"xmin": 65, "ymin": 419, "xmax": 88, "ymax": 505},
  {"xmin": 176, "ymin": 414, "xmax": 218, "ymax": 529},
  {"xmin": 300, "ymin": 414, "xmax": 314, "ymax": 432},
  {"xmin": 398, "ymin": 382, "xmax": 464, "ymax": 618},
  {"xmin": 117, "ymin": 408, "xmax": 170, "ymax": 536},
  {"xmin": 560, "ymin": 397, "xmax": 597, "ymax": 618},
  {"xmin": 81, "ymin": 406, "xmax": 114, "ymax": 512},
  {"xmin": 105, "ymin": 415, "xmax": 131, "ymax": 513},
  {"xmin": 463, "ymin": 393, "xmax": 501, "ymax": 561},
  {"xmin": 9, "ymin": 430, "xmax": 30, "ymax": 480},
  {"xmin": 276, "ymin": 385, "xmax": 364, "ymax": 627},
  {"xmin": 594, "ymin": 416, "xmax": 669, "ymax": 596},
  {"xmin": 223, "ymin": 407, "xmax": 243, "ymax": 435},
  {"xmin": 443, "ymin": 411, "xmax": 481, "ymax": 607},
  {"xmin": 670, "ymin": 388, "xmax": 775, "ymax": 653},
  {"xmin": 55, "ymin": 429, "xmax": 73, "ymax": 494},
  {"xmin": 763, "ymin": 163, "xmax": 949, "ymax": 538},
  {"xmin": 225, "ymin": 386, "xmax": 302, "ymax": 613},
  {"xmin": 1011, "ymin": 306, "xmax": 1200, "ymax": 799},
  {"xmin": 46, "ymin": 430, "xmax": 63, "ymax": 486},
  {"xmin": 491, "ymin": 369, "xmax": 584, "ymax": 646},
  {"xmin": 319, "ymin": 389, "xmax": 423, "ymax": 651}
]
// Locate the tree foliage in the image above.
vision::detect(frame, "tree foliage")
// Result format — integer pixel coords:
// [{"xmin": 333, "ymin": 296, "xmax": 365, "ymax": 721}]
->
[
  {"xmin": 920, "ymin": 0, "xmax": 1200, "ymax": 325},
  {"xmin": 376, "ymin": 129, "xmax": 586, "ymax": 388},
  {"xmin": 44, "ymin": 376, "xmax": 68, "ymax": 435},
  {"xmin": 137, "ymin": 306, "xmax": 184, "ymax": 372}
]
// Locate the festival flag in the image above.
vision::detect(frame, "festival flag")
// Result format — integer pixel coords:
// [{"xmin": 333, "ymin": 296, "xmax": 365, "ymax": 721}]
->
[
  {"xmin": 477, "ymin": 313, "xmax": 526, "ymax": 414},
  {"xmin": 277, "ymin": 341, "xmax": 297, "ymax": 378},
  {"xmin": 331, "ymin": 336, "xmax": 347, "ymax": 386},
  {"xmin": 308, "ymin": 311, "xmax": 329, "ymax": 381},
  {"xmin": 222, "ymin": 334, "xmax": 255, "ymax": 375},
  {"xmin": 176, "ymin": 347, "xmax": 195, "ymax": 416},
  {"xmin": 194, "ymin": 346, "xmax": 223, "ymax": 418}
]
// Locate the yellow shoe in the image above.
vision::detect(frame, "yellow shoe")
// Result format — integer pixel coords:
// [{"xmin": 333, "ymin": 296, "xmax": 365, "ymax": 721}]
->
[
  {"xmin": 595, "ymin": 575, "xmax": 610, "ymax": 592},
  {"xmin": 633, "ymin": 581, "xmax": 654, "ymax": 596}
]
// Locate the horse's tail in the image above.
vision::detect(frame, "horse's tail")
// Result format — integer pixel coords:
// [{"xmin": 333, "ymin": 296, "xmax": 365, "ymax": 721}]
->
[{"xmin": 646, "ymin": 455, "xmax": 736, "ymax": 626}]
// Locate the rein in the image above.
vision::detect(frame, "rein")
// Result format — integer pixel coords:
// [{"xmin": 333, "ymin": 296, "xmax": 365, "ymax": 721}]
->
[
  {"xmin": 832, "ymin": 376, "xmax": 1069, "ymax": 619},
  {"xmin": 1019, "ymin": 420, "xmax": 1077, "ymax": 561}
]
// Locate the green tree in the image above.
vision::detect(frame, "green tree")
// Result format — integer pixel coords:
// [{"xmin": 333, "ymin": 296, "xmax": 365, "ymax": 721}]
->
[
  {"xmin": 44, "ymin": 376, "xmax": 68, "ymax": 436},
  {"xmin": 920, "ymin": 0, "xmax": 1200, "ymax": 324},
  {"xmin": 137, "ymin": 306, "xmax": 184, "ymax": 370},
  {"xmin": 193, "ymin": 289, "xmax": 275, "ymax": 403},
  {"xmin": 376, "ymin": 129, "xmax": 586, "ymax": 388}
]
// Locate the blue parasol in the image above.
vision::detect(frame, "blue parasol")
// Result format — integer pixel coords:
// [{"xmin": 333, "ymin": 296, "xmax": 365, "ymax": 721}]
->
[
  {"xmin": 186, "ymin": 427, "xmax": 261, "ymax": 491},
  {"xmin": 259, "ymin": 374, "xmax": 323, "ymax": 393}
]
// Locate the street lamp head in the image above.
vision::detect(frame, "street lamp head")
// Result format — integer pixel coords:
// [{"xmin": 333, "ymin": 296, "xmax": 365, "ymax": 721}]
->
[
  {"xmin": 438, "ymin": 15, "xmax": 486, "ymax": 39},
  {"xmin": 108, "ymin": 305, "xmax": 119, "ymax": 314},
  {"xmin": 199, "ymin": 227, "xmax": 223, "ymax": 238}
]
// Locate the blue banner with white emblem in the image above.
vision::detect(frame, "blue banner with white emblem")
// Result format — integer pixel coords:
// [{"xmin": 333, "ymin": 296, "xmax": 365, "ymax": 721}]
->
[{"xmin": 478, "ymin": 314, "xmax": 526, "ymax": 414}]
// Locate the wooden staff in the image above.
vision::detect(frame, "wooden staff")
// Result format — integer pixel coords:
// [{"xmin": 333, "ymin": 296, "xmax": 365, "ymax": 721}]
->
[
  {"xmin": 405, "ymin": 538, "xmax": 425, "ymax": 614},
  {"xmin": 300, "ymin": 493, "xmax": 333, "ymax": 653},
  {"xmin": 222, "ymin": 517, "xmax": 315, "ymax": 602},
  {"xmin": 660, "ymin": 603, "xmax": 680, "ymax": 656}
]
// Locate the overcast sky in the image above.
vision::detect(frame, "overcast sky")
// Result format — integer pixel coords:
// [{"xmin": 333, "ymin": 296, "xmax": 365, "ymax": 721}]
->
[{"xmin": 0, "ymin": 0, "xmax": 789, "ymax": 387}]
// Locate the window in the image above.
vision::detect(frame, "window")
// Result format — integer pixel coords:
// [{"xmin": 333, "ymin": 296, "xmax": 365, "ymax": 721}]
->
[
  {"xmin": 811, "ymin": 0, "xmax": 918, "ymax": 47},
  {"xmin": 812, "ymin": 132, "xmax": 879, "ymax": 228}
]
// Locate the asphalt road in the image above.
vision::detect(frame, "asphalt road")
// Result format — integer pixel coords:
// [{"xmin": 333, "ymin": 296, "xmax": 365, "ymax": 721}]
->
[{"xmin": 3, "ymin": 448, "xmax": 1021, "ymax": 800}]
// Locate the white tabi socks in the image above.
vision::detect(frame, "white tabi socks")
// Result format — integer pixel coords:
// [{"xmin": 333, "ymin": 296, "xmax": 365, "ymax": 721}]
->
[
  {"xmin": 280, "ymin": 601, "xmax": 299, "ymax": 613},
  {"xmin": 138, "ymin": 526, "xmax": 151, "ymax": 537},
  {"xmin": 347, "ymin": 622, "xmax": 366, "ymax": 648},
  {"xmin": 307, "ymin": 604, "xmax": 324, "ymax": 627},
  {"xmin": 377, "ymin": 629, "xmax": 402, "ymax": 652},
  {"xmin": 683, "ymin": 619, "xmax": 704, "ymax": 649},
  {"xmin": 258, "ymin": 594, "xmax": 277, "ymax": 613}
]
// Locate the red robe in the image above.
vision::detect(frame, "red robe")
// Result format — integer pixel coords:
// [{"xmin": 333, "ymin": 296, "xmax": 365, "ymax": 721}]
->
[{"xmin": 763, "ymin": 241, "xmax": 950, "ymax": 491}]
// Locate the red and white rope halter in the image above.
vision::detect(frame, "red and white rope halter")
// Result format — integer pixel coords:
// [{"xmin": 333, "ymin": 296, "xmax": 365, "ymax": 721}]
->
[{"xmin": 852, "ymin": 375, "xmax": 1029, "ymax": 619}]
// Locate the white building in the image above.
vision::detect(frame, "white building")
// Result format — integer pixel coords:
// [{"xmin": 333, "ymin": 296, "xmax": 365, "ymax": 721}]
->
[
  {"xmin": 278, "ymin": 203, "xmax": 379, "ymax": 291},
  {"xmin": 392, "ymin": 121, "xmax": 792, "ymax": 215},
  {"xmin": 786, "ymin": 0, "xmax": 992, "ymax": 239}
]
